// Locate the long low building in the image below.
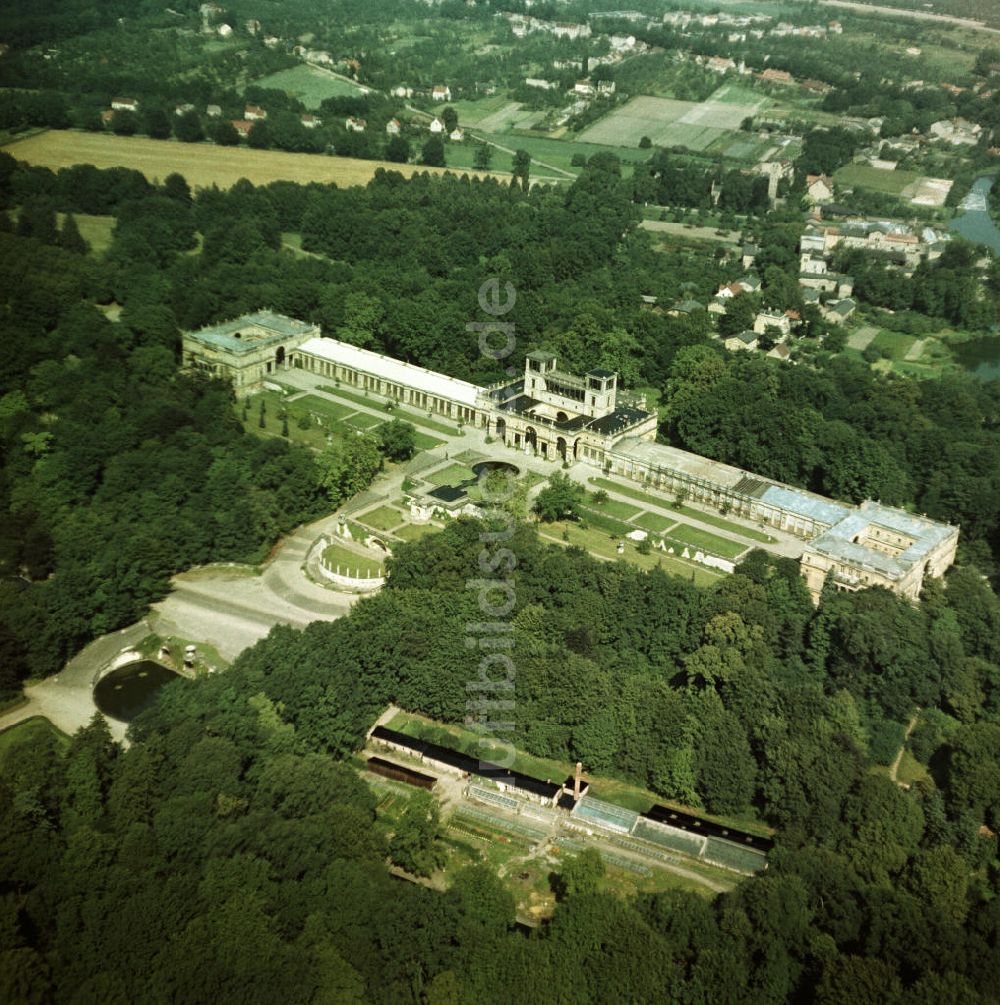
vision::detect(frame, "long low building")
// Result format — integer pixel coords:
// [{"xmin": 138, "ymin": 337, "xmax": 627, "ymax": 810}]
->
[{"xmin": 182, "ymin": 311, "xmax": 958, "ymax": 601}]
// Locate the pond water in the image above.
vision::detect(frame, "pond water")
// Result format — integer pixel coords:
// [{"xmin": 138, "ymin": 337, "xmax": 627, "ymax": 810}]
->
[
  {"xmin": 953, "ymin": 335, "xmax": 1000, "ymax": 380},
  {"xmin": 93, "ymin": 660, "xmax": 182, "ymax": 721},
  {"xmin": 949, "ymin": 176, "xmax": 1000, "ymax": 254}
]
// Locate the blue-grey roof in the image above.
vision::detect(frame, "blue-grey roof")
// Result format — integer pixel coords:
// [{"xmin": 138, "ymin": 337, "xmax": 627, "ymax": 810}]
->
[
  {"xmin": 186, "ymin": 311, "xmax": 316, "ymax": 354},
  {"xmin": 760, "ymin": 485, "xmax": 850, "ymax": 527},
  {"xmin": 807, "ymin": 501, "xmax": 956, "ymax": 579}
]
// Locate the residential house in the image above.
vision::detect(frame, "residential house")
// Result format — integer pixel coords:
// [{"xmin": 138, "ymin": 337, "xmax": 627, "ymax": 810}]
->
[
  {"xmin": 450, "ymin": 128, "xmax": 464, "ymax": 142},
  {"xmin": 206, "ymin": 104, "xmax": 222, "ymax": 117},
  {"xmin": 760, "ymin": 68, "xmax": 793, "ymax": 85},
  {"xmin": 111, "ymin": 97, "xmax": 139, "ymax": 112},
  {"xmin": 301, "ymin": 114, "xmax": 321, "ymax": 129},
  {"xmin": 345, "ymin": 117, "xmax": 366, "ymax": 132},
  {"xmin": 667, "ymin": 299, "xmax": 705, "ymax": 317},
  {"xmin": 429, "ymin": 117, "xmax": 445, "ymax": 134},
  {"xmin": 724, "ymin": 330, "xmax": 759, "ymax": 352},
  {"xmin": 217, "ymin": 23, "xmax": 233, "ymax": 38},
  {"xmin": 175, "ymin": 103, "xmax": 195, "ymax": 116},
  {"xmin": 231, "ymin": 119, "xmax": 253, "ymax": 139},
  {"xmin": 386, "ymin": 118, "xmax": 402, "ymax": 135},
  {"xmin": 575, "ymin": 80, "xmax": 596, "ymax": 97},
  {"xmin": 800, "ymin": 252, "xmax": 827, "ymax": 275},
  {"xmin": 597, "ymin": 80, "xmax": 616, "ymax": 95},
  {"xmin": 753, "ymin": 310, "xmax": 791, "ymax": 337},
  {"xmin": 707, "ymin": 56, "xmax": 736, "ymax": 73},
  {"xmin": 552, "ymin": 22, "xmax": 591, "ymax": 39},
  {"xmin": 742, "ymin": 243, "xmax": 760, "ymax": 269},
  {"xmin": 100, "ymin": 109, "xmax": 115, "ymax": 125},
  {"xmin": 244, "ymin": 105, "xmax": 267, "ymax": 121},
  {"xmin": 822, "ymin": 298, "xmax": 857, "ymax": 325},
  {"xmin": 525, "ymin": 78, "xmax": 557, "ymax": 90},
  {"xmin": 392, "ymin": 86, "xmax": 414, "ymax": 99},
  {"xmin": 431, "ymin": 85, "xmax": 451, "ymax": 102},
  {"xmin": 805, "ymin": 174, "xmax": 834, "ymax": 204},
  {"xmin": 767, "ymin": 342, "xmax": 792, "ymax": 362}
]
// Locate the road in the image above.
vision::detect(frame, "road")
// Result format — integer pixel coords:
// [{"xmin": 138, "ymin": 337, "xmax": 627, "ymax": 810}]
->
[
  {"xmin": 0, "ymin": 513, "xmax": 362, "ymax": 741},
  {"xmin": 818, "ymin": 0, "xmax": 1000, "ymax": 33}
]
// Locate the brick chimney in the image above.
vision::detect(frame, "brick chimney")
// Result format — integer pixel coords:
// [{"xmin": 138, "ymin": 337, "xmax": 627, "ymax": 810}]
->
[{"xmin": 573, "ymin": 761, "xmax": 582, "ymax": 801}]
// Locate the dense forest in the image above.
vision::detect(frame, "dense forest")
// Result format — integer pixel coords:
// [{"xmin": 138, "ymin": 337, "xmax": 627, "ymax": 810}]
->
[{"xmin": 3, "ymin": 521, "xmax": 1000, "ymax": 1001}]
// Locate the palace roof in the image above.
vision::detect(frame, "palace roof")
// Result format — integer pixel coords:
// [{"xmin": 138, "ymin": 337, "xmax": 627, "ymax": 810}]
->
[{"xmin": 299, "ymin": 336, "xmax": 483, "ymax": 407}]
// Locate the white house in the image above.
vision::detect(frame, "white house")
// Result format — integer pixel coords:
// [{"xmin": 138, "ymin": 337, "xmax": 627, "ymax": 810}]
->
[
  {"xmin": 345, "ymin": 116, "xmax": 366, "ymax": 132},
  {"xmin": 805, "ymin": 174, "xmax": 834, "ymax": 203},
  {"xmin": 429, "ymin": 117, "xmax": 445, "ymax": 134},
  {"xmin": 431, "ymin": 85, "xmax": 451, "ymax": 102},
  {"xmin": 386, "ymin": 118, "xmax": 402, "ymax": 135},
  {"xmin": 450, "ymin": 128, "xmax": 464, "ymax": 142},
  {"xmin": 111, "ymin": 97, "xmax": 139, "ymax": 112},
  {"xmin": 244, "ymin": 105, "xmax": 267, "ymax": 121}
]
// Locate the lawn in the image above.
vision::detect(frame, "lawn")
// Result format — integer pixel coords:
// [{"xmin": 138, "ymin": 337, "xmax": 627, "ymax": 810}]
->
[
  {"xmin": 425, "ymin": 462, "xmax": 475, "ymax": 487},
  {"xmin": 322, "ymin": 540, "xmax": 385, "ymax": 578},
  {"xmin": 588, "ymin": 477, "xmax": 776, "ymax": 543},
  {"xmin": 897, "ymin": 749, "xmax": 933, "ymax": 786},
  {"xmin": 393, "ymin": 522, "xmax": 442, "ymax": 542},
  {"xmin": 297, "ymin": 394, "xmax": 357, "ymax": 422},
  {"xmin": 345, "ymin": 412, "xmax": 383, "ymax": 430},
  {"xmin": 833, "ymin": 162, "xmax": 922, "ymax": 195},
  {"xmin": 869, "ymin": 329, "xmax": 918, "ymax": 360},
  {"xmin": 447, "ymin": 94, "xmax": 511, "ymax": 126},
  {"xmin": 541, "ymin": 520, "xmax": 724, "ymax": 586},
  {"xmin": 357, "ymin": 505, "xmax": 405, "ymax": 532},
  {"xmin": 252, "ymin": 64, "xmax": 365, "ymax": 109},
  {"xmin": 634, "ymin": 511, "xmax": 676, "ymax": 534},
  {"xmin": 4, "ymin": 131, "xmax": 495, "ymax": 191},
  {"xmin": 57, "ymin": 212, "xmax": 114, "ymax": 254},
  {"xmin": 666, "ymin": 524, "xmax": 748, "ymax": 561},
  {"xmin": 317, "ymin": 385, "xmax": 459, "ymax": 436},
  {"xmin": 0, "ymin": 717, "xmax": 68, "ymax": 767},
  {"xmin": 587, "ymin": 495, "xmax": 642, "ymax": 521}
]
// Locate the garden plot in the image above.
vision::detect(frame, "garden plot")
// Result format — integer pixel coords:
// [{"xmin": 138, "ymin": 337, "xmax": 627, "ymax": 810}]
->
[
  {"xmin": 578, "ymin": 92, "xmax": 765, "ymax": 151},
  {"xmin": 578, "ymin": 96, "xmax": 695, "ymax": 146}
]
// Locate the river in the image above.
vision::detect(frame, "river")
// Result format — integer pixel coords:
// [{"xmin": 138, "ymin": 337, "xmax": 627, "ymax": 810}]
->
[
  {"xmin": 949, "ymin": 176, "xmax": 1000, "ymax": 253},
  {"xmin": 949, "ymin": 177, "xmax": 1000, "ymax": 379}
]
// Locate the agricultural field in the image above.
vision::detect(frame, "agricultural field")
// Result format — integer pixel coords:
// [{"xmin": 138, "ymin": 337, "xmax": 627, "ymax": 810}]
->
[
  {"xmin": 578, "ymin": 87, "xmax": 769, "ymax": 153},
  {"xmin": 252, "ymin": 64, "xmax": 366, "ymax": 108},
  {"xmin": 2, "ymin": 131, "xmax": 495, "ymax": 191},
  {"xmin": 833, "ymin": 162, "xmax": 922, "ymax": 196}
]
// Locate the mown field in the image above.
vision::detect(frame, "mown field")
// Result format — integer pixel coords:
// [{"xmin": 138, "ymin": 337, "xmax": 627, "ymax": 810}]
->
[
  {"xmin": 833, "ymin": 162, "xmax": 922, "ymax": 195},
  {"xmin": 2, "ymin": 131, "xmax": 498, "ymax": 190},
  {"xmin": 252, "ymin": 64, "xmax": 366, "ymax": 108}
]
